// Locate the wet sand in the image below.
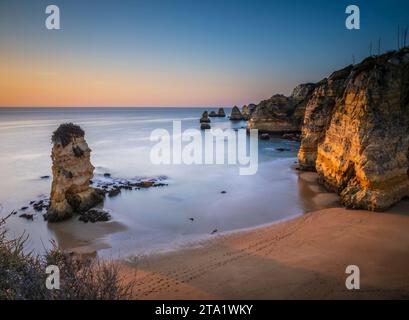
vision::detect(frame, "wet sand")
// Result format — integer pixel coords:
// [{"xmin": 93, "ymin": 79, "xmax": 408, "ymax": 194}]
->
[{"xmin": 118, "ymin": 172, "xmax": 409, "ymax": 299}]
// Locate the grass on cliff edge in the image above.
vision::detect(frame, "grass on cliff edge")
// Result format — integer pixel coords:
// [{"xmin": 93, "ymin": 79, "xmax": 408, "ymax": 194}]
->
[
  {"xmin": 0, "ymin": 214, "xmax": 133, "ymax": 300},
  {"xmin": 52, "ymin": 123, "xmax": 85, "ymax": 147}
]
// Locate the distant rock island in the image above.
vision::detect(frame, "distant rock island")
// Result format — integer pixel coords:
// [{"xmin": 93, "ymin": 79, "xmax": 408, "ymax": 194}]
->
[{"xmin": 247, "ymin": 47, "xmax": 409, "ymax": 211}]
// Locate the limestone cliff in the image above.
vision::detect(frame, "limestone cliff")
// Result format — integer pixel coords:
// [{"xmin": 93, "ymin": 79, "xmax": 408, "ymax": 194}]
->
[
  {"xmin": 247, "ymin": 83, "xmax": 316, "ymax": 133},
  {"xmin": 47, "ymin": 123, "xmax": 103, "ymax": 222},
  {"xmin": 298, "ymin": 48, "xmax": 409, "ymax": 211},
  {"xmin": 242, "ymin": 105, "xmax": 250, "ymax": 120},
  {"xmin": 298, "ymin": 65, "xmax": 353, "ymax": 170}
]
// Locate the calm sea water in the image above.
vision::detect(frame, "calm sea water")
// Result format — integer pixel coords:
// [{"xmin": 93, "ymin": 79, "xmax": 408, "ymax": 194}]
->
[{"xmin": 0, "ymin": 107, "xmax": 309, "ymax": 258}]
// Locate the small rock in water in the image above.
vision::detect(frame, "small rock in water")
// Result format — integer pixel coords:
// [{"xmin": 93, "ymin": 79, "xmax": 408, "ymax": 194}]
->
[
  {"xmin": 221, "ymin": 190, "xmax": 227, "ymax": 194},
  {"xmin": 211, "ymin": 229, "xmax": 218, "ymax": 235},
  {"xmin": 19, "ymin": 213, "xmax": 34, "ymax": 221},
  {"xmin": 108, "ymin": 188, "xmax": 121, "ymax": 197},
  {"xmin": 40, "ymin": 175, "xmax": 50, "ymax": 179},
  {"xmin": 78, "ymin": 209, "xmax": 111, "ymax": 223},
  {"xmin": 138, "ymin": 181, "xmax": 155, "ymax": 188},
  {"xmin": 20, "ymin": 206, "xmax": 29, "ymax": 211},
  {"xmin": 276, "ymin": 147, "xmax": 291, "ymax": 152},
  {"xmin": 32, "ymin": 199, "xmax": 49, "ymax": 212},
  {"xmin": 260, "ymin": 133, "xmax": 270, "ymax": 140},
  {"xmin": 11, "ymin": 210, "xmax": 17, "ymax": 215},
  {"xmin": 189, "ymin": 218, "xmax": 194, "ymax": 221},
  {"xmin": 103, "ymin": 173, "xmax": 111, "ymax": 177}
]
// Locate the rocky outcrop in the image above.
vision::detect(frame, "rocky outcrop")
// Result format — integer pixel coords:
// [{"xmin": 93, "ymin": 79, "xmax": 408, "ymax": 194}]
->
[
  {"xmin": 247, "ymin": 83, "xmax": 316, "ymax": 133},
  {"xmin": 209, "ymin": 111, "xmax": 218, "ymax": 117},
  {"xmin": 229, "ymin": 106, "xmax": 244, "ymax": 121},
  {"xmin": 218, "ymin": 108, "xmax": 226, "ymax": 117},
  {"xmin": 242, "ymin": 105, "xmax": 250, "ymax": 120},
  {"xmin": 200, "ymin": 111, "xmax": 210, "ymax": 123},
  {"xmin": 47, "ymin": 123, "xmax": 103, "ymax": 222},
  {"xmin": 298, "ymin": 48, "xmax": 409, "ymax": 211}
]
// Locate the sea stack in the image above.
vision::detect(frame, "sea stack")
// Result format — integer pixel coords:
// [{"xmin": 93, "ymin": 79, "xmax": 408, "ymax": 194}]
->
[
  {"xmin": 217, "ymin": 108, "xmax": 226, "ymax": 117},
  {"xmin": 200, "ymin": 111, "xmax": 210, "ymax": 123},
  {"xmin": 229, "ymin": 106, "xmax": 244, "ymax": 120},
  {"xmin": 47, "ymin": 123, "xmax": 104, "ymax": 222}
]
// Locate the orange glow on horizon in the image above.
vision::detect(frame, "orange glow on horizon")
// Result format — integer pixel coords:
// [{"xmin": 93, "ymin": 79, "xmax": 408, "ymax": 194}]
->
[{"xmin": 0, "ymin": 52, "xmax": 283, "ymax": 108}]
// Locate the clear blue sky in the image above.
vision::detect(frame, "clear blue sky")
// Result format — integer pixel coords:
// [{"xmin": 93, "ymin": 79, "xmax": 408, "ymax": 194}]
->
[{"xmin": 0, "ymin": 0, "xmax": 408, "ymax": 107}]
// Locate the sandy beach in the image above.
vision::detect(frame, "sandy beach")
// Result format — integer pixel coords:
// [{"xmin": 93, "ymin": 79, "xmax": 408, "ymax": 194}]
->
[{"xmin": 119, "ymin": 172, "xmax": 409, "ymax": 300}]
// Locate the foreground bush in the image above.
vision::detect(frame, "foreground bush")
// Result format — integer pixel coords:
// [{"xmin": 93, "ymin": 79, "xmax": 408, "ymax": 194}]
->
[{"xmin": 0, "ymin": 215, "xmax": 133, "ymax": 300}]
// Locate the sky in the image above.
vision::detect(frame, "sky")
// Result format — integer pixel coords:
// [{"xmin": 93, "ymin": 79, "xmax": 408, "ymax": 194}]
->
[{"xmin": 0, "ymin": 0, "xmax": 408, "ymax": 107}]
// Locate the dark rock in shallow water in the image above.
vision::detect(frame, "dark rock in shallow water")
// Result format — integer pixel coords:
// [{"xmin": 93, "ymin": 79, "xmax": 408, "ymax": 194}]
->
[
  {"xmin": 32, "ymin": 199, "xmax": 49, "ymax": 212},
  {"xmin": 211, "ymin": 229, "xmax": 218, "ymax": 235},
  {"xmin": 40, "ymin": 175, "xmax": 50, "ymax": 179},
  {"xmin": 92, "ymin": 174, "xmax": 168, "ymax": 195},
  {"xmin": 221, "ymin": 191, "xmax": 227, "ymax": 194},
  {"xmin": 19, "ymin": 213, "xmax": 34, "ymax": 221},
  {"xmin": 20, "ymin": 206, "xmax": 28, "ymax": 211},
  {"xmin": 108, "ymin": 188, "xmax": 121, "ymax": 197},
  {"xmin": 209, "ymin": 111, "xmax": 218, "ymax": 117},
  {"xmin": 260, "ymin": 133, "xmax": 270, "ymax": 140},
  {"xmin": 282, "ymin": 133, "xmax": 301, "ymax": 141},
  {"xmin": 103, "ymin": 173, "xmax": 111, "ymax": 177},
  {"xmin": 78, "ymin": 209, "xmax": 111, "ymax": 223},
  {"xmin": 276, "ymin": 147, "xmax": 291, "ymax": 152}
]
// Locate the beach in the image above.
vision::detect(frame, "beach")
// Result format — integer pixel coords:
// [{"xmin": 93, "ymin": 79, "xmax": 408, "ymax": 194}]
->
[{"xmin": 119, "ymin": 172, "xmax": 409, "ymax": 300}]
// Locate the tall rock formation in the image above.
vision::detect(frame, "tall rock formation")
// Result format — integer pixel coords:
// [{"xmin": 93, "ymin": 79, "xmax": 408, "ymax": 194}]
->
[
  {"xmin": 47, "ymin": 123, "xmax": 104, "ymax": 222},
  {"xmin": 217, "ymin": 108, "xmax": 226, "ymax": 117},
  {"xmin": 247, "ymin": 83, "xmax": 316, "ymax": 133},
  {"xmin": 200, "ymin": 111, "xmax": 210, "ymax": 123},
  {"xmin": 298, "ymin": 48, "xmax": 409, "ymax": 211},
  {"xmin": 229, "ymin": 106, "xmax": 244, "ymax": 120}
]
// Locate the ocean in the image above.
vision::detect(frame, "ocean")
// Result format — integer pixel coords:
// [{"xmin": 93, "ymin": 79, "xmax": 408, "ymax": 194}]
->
[{"xmin": 0, "ymin": 107, "xmax": 309, "ymax": 258}]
